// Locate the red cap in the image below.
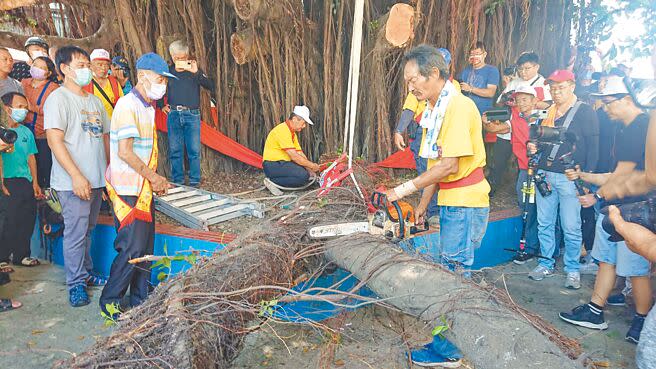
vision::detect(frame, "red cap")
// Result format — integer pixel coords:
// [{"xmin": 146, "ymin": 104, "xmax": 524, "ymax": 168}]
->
[{"xmin": 545, "ymin": 69, "xmax": 575, "ymax": 84}]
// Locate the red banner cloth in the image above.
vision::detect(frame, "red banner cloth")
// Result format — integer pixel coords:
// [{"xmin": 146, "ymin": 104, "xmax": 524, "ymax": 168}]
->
[
  {"xmin": 372, "ymin": 148, "xmax": 416, "ymax": 169},
  {"xmin": 155, "ymin": 108, "xmax": 263, "ymax": 169}
]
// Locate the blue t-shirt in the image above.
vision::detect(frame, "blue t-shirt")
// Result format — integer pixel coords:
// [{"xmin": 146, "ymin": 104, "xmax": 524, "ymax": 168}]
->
[
  {"xmin": 458, "ymin": 65, "xmax": 500, "ymax": 114},
  {"xmin": 1, "ymin": 124, "xmax": 38, "ymax": 181}
]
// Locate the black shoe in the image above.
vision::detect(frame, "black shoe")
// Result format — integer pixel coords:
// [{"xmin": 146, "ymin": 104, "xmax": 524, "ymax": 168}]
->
[
  {"xmin": 512, "ymin": 252, "xmax": 533, "ymax": 265},
  {"xmin": 626, "ymin": 315, "xmax": 646, "ymax": 344},
  {"xmin": 559, "ymin": 304, "xmax": 608, "ymax": 330}
]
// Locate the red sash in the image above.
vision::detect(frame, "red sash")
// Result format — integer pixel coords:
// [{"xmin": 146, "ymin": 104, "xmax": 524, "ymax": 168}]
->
[{"xmin": 439, "ymin": 167, "xmax": 485, "ymax": 189}]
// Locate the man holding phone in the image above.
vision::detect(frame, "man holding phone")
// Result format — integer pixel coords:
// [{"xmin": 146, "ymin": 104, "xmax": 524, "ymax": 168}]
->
[{"xmin": 162, "ymin": 40, "xmax": 214, "ymax": 188}]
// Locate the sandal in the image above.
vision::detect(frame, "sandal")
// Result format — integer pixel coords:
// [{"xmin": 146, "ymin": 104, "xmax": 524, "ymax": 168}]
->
[
  {"xmin": 18, "ymin": 257, "xmax": 41, "ymax": 267},
  {"xmin": 0, "ymin": 298, "xmax": 22, "ymax": 312},
  {"xmin": 0, "ymin": 262, "xmax": 14, "ymax": 273}
]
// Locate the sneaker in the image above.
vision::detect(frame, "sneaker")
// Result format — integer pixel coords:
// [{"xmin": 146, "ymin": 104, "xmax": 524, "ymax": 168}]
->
[
  {"xmin": 559, "ymin": 304, "xmax": 608, "ymax": 330},
  {"xmin": 606, "ymin": 293, "xmax": 626, "ymax": 307},
  {"xmin": 626, "ymin": 315, "xmax": 646, "ymax": 344},
  {"xmin": 86, "ymin": 272, "xmax": 108, "ymax": 287},
  {"xmin": 579, "ymin": 261, "xmax": 599, "ymax": 275},
  {"xmin": 263, "ymin": 178, "xmax": 283, "ymax": 196},
  {"xmin": 512, "ymin": 252, "xmax": 534, "ymax": 265},
  {"xmin": 528, "ymin": 265, "xmax": 554, "ymax": 281},
  {"xmin": 565, "ymin": 272, "xmax": 581, "ymax": 289},
  {"xmin": 69, "ymin": 285, "xmax": 90, "ymax": 307},
  {"xmin": 409, "ymin": 349, "xmax": 462, "ymax": 368}
]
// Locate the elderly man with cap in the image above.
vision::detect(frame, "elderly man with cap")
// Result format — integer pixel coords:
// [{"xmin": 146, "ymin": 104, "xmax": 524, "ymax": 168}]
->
[
  {"xmin": 85, "ymin": 49, "xmax": 124, "ymax": 119},
  {"xmin": 110, "ymin": 56, "xmax": 132, "ymax": 95},
  {"xmin": 262, "ymin": 105, "xmax": 321, "ymax": 193},
  {"xmin": 558, "ymin": 76, "xmax": 652, "ymax": 344},
  {"xmin": 526, "ymin": 70, "xmax": 599, "ymax": 289},
  {"xmin": 100, "ymin": 52, "xmax": 176, "ymax": 319}
]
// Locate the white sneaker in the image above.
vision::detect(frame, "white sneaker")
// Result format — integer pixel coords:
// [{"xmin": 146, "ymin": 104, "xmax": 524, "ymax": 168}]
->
[
  {"xmin": 565, "ymin": 272, "xmax": 581, "ymax": 289},
  {"xmin": 528, "ymin": 265, "xmax": 554, "ymax": 281},
  {"xmin": 263, "ymin": 178, "xmax": 283, "ymax": 196}
]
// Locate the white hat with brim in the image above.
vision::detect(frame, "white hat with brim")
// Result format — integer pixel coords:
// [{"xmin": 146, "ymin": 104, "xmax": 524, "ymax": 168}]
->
[
  {"xmin": 590, "ymin": 76, "xmax": 629, "ymax": 98},
  {"xmin": 90, "ymin": 49, "xmax": 111, "ymax": 62},
  {"xmin": 293, "ymin": 105, "xmax": 314, "ymax": 126},
  {"xmin": 513, "ymin": 85, "xmax": 537, "ymax": 97}
]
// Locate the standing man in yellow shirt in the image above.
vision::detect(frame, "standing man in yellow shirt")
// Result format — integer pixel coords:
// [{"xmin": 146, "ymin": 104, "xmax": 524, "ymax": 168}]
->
[
  {"xmin": 262, "ymin": 105, "xmax": 321, "ymax": 192},
  {"xmin": 387, "ymin": 45, "xmax": 490, "ymax": 274},
  {"xmin": 85, "ymin": 49, "xmax": 124, "ymax": 119}
]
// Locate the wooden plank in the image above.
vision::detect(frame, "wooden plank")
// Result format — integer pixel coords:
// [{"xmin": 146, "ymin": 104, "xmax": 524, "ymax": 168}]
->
[
  {"xmin": 197, "ymin": 204, "xmax": 250, "ymax": 220},
  {"xmin": 186, "ymin": 198, "xmax": 233, "ymax": 213},
  {"xmin": 159, "ymin": 190, "xmax": 199, "ymax": 202},
  {"xmin": 172, "ymin": 194, "xmax": 212, "ymax": 207}
]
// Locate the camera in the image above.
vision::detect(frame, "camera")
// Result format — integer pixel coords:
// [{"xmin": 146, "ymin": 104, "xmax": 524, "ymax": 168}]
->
[
  {"xmin": 529, "ymin": 110, "xmax": 549, "ymax": 120},
  {"xmin": 484, "ymin": 107, "xmax": 511, "ymax": 122},
  {"xmin": 558, "ymin": 152, "xmax": 587, "ymax": 196},
  {"xmin": 0, "ymin": 127, "xmax": 17, "ymax": 145},
  {"xmin": 529, "ymin": 125, "xmax": 567, "ymax": 142},
  {"xmin": 533, "ymin": 172, "xmax": 552, "ymax": 197},
  {"xmin": 498, "ymin": 90, "xmax": 515, "ymax": 105},
  {"xmin": 602, "ymin": 198, "xmax": 656, "ymax": 242}
]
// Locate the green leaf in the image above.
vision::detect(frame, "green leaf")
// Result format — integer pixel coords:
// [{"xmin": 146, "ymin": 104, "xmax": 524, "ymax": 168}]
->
[
  {"xmin": 157, "ymin": 271, "xmax": 168, "ymax": 281},
  {"xmin": 187, "ymin": 254, "xmax": 198, "ymax": 265},
  {"xmin": 163, "ymin": 243, "xmax": 168, "ymax": 255},
  {"xmin": 171, "ymin": 255, "xmax": 187, "ymax": 262}
]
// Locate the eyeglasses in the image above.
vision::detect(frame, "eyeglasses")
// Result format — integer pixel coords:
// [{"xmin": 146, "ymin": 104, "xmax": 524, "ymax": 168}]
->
[
  {"xmin": 517, "ymin": 65, "xmax": 536, "ymax": 72},
  {"xmin": 550, "ymin": 84, "xmax": 573, "ymax": 93},
  {"xmin": 602, "ymin": 98, "xmax": 622, "ymax": 106}
]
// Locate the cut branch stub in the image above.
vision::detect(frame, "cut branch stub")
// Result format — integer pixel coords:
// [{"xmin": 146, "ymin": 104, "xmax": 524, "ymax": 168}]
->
[
  {"xmin": 233, "ymin": 0, "xmax": 284, "ymax": 22},
  {"xmin": 231, "ymin": 29, "xmax": 257, "ymax": 65},
  {"xmin": 384, "ymin": 3, "xmax": 415, "ymax": 47}
]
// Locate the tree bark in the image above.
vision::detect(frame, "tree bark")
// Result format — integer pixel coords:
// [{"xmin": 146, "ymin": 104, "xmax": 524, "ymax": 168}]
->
[
  {"xmin": 324, "ymin": 233, "xmax": 585, "ymax": 369},
  {"xmin": 231, "ymin": 28, "xmax": 257, "ymax": 65}
]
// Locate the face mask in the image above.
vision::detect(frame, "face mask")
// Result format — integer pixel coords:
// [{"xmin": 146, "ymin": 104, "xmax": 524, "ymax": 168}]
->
[
  {"xmin": 145, "ymin": 77, "xmax": 167, "ymax": 100},
  {"xmin": 10, "ymin": 108, "xmax": 28, "ymax": 123},
  {"xmin": 30, "ymin": 50, "xmax": 48, "ymax": 60},
  {"xmin": 30, "ymin": 65, "xmax": 47, "ymax": 80},
  {"xmin": 70, "ymin": 67, "xmax": 92, "ymax": 86}
]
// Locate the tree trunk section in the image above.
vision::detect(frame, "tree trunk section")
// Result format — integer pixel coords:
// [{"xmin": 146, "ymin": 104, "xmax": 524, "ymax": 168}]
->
[
  {"xmin": 324, "ymin": 233, "xmax": 585, "ymax": 369},
  {"xmin": 231, "ymin": 28, "xmax": 257, "ymax": 65},
  {"xmin": 232, "ymin": 0, "xmax": 284, "ymax": 22},
  {"xmin": 384, "ymin": 3, "xmax": 415, "ymax": 48}
]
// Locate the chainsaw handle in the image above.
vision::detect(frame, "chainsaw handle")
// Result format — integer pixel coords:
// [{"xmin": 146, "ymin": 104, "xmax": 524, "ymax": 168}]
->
[
  {"xmin": 370, "ymin": 191, "xmax": 387, "ymax": 209},
  {"xmin": 389, "ymin": 200, "xmax": 405, "ymax": 239}
]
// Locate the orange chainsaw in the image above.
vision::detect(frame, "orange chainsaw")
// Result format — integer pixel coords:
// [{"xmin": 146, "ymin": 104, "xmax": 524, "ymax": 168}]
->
[{"xmin": 308, "ymin": 191, "xmax": 429, "ymax": 241}]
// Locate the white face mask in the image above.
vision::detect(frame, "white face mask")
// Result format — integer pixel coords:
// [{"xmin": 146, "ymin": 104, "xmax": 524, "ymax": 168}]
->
[{"xmin": 145, "ymin": 76, "xmax": 167, "ymax": 100}]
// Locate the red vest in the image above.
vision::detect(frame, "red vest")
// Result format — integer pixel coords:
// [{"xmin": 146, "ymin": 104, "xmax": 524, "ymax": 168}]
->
[
  {"xmin": 510, "ymin": 107, "xmax": 530, "ymax": 170},
  {"xmin": 83, "ymin": 75, "xmax": 121, "ymax": 106}
]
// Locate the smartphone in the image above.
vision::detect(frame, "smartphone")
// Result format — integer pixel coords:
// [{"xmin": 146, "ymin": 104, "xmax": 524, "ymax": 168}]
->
[
  {"xmin": 174, "ymin": 60, "xmax": 193, "ymax": 70},
  {"xmin": 533, "ymin": 109, "xmax": 549, "ymax": 120}
]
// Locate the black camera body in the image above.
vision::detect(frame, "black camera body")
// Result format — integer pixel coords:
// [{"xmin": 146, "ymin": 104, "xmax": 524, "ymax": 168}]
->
[
  {"xmin": 533, "ymin": 172, "xmax": 552, "ymax": 197},
  {"xmin": 485, "ymin": 107, "xmax": 511, "ymax": 122},
  {"xmin": 602, "ymin": 198, "xmax": 656, "ymax": 242},
  {"xmin": 0, "ymin": 127, "xmax": 17, "ymax": 145}
]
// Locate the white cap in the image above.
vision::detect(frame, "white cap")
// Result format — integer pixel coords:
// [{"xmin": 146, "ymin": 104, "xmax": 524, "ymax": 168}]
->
[
  {"xmin": 292, "ymin": 105, "xmax": 314, "ymax": 126},
  {"xmin": 513, "ymin": 85, "xmax": 537, "ymax": 97},
  {"xmin": 90, "ymin": 49, "xmax": 111, "ymax": 62},
  {"xmin": 590, "ymin": 76, "xmax": 629, "ymax": 97}
]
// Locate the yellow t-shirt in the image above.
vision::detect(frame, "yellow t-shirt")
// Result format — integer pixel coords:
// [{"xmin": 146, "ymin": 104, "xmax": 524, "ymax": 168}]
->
[
  {"xmin": 426, "ymin": 93, "xmax": 490, "ymax": 208},
  {"xmin": 263, "ymin": 122, "xmax": 302, "ymax": 162},
  {"xmin": 93, "ymin": 78, "xmax": 124, "ymax": 119}
]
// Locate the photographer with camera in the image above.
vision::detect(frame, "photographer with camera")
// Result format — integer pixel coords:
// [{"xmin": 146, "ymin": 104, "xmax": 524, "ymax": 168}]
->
[
  {"xmin": 499, "ymin": 52, "xmax": 551, "ymax": 109},
  {"xmin": 526, "ymin": 70, "xmax": 599, "ymax": 289},
  {"xmin": 558, "ymin": 76, "xmax": 652, "ymax": 344}
]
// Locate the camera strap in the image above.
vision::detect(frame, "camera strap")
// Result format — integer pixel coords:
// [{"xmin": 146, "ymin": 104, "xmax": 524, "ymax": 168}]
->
[{"xmin": 547, "ymin": 101, "xmax": 582, "ymax": 164}]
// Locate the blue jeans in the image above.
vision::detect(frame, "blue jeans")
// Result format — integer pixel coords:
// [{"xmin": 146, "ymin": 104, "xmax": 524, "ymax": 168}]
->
[
  {"xmin": 410, "ymin": 138, "xmax": 438, "ymax": 218},
  {"xmin": 535, "ymin": 171, "xmax": 582, "ymax": 273},
  {"xmin": 59, "ymin": 189, "xmax": 103, "ymax": 290},
  {"xmin": 167, "ymin": 109, "xmax": 202, "ymax": 185},
  {"xmin": 516, "ymin": 170, "xmax": 539, "ymax": 253},
  {"xmin": 438, "ymin": 206, "xmax": 489, "ymax": 269}
]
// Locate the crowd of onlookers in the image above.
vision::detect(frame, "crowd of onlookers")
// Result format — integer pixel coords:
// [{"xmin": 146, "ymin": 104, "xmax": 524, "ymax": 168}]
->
[
  {"xmin": 0, "ymin": 37, "xmax": 211, "ymax": 316},
  {"xmin": 0, "ymin": 34, "xmax": 653, "ymax": 368}
]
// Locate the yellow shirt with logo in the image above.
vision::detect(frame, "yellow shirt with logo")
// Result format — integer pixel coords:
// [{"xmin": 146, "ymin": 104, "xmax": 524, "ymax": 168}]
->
[
  {"xmin": 263, "ymin": 122, "xmax": 302, "ymax": 162},
  {"xmin": 93, "ymin": 79, "xmax": 124, "ymax": 119},
  {"xmin": 426, "ymin": 92, "xmax": 489, "ymax": 208}
]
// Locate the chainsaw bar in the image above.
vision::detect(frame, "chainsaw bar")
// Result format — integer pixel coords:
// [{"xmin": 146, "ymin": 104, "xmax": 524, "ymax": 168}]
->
[{"xmin": 308, "ymin": 222, "xmax": 370, "ymax": 239}]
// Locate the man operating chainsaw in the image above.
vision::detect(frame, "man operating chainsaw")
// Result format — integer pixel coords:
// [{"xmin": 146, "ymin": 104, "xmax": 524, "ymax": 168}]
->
[
  {"xmin": 386, "ymin": 44, "xmax": 491, "ymax": 274},
  {"xmin": 262, "ymin": 105, "xmax": 320, "ymax": 193}
]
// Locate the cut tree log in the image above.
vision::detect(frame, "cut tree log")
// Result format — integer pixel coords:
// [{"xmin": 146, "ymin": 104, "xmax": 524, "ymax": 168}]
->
[
  {"xmin": 231, "ymin": 28, "xmax": 257, "ymax": 65},
  {"xmin": 232, "ymin": 0, "xmax": 284, "ymax": 22},
  {"xmin": 384, "ymin": 3, "xmax": 416, "ymax": 48},
  {"xmin": 324, "ymin": 233, "xmax": 585, "ymax": 369}
]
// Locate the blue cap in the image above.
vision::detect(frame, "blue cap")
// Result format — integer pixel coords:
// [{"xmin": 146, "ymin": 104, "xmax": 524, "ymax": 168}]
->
[
  {"xmin": 437, "ymin": 48, "xmax": 452, "ymax": 67},
  {"xmin": 111, "ymin": 56, "xmax": 130, "ymax": 70},
  {"xmin": 135, "ymin": 52, "xmax": 177, "ymax": 79}
]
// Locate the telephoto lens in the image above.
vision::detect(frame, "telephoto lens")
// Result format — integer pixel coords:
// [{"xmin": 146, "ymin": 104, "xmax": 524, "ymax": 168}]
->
[
  {"xmin": 0, "ymin": 127, "xmax": 17, "ymax": 145},
  {"xmin": 601, "ymin": 198, "xmax": 656, "ymax": 242}
]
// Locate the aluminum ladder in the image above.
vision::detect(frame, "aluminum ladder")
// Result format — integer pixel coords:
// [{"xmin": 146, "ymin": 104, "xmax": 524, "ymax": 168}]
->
[{"xmin": 154, "ymin": 185, "xmax": 265, "ymax": 231}]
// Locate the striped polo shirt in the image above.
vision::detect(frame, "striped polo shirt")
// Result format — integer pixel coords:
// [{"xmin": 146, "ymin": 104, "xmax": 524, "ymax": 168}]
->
[{"xmin": 108, "ymin": 88, "xmax": 155, "ymax": 196}]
